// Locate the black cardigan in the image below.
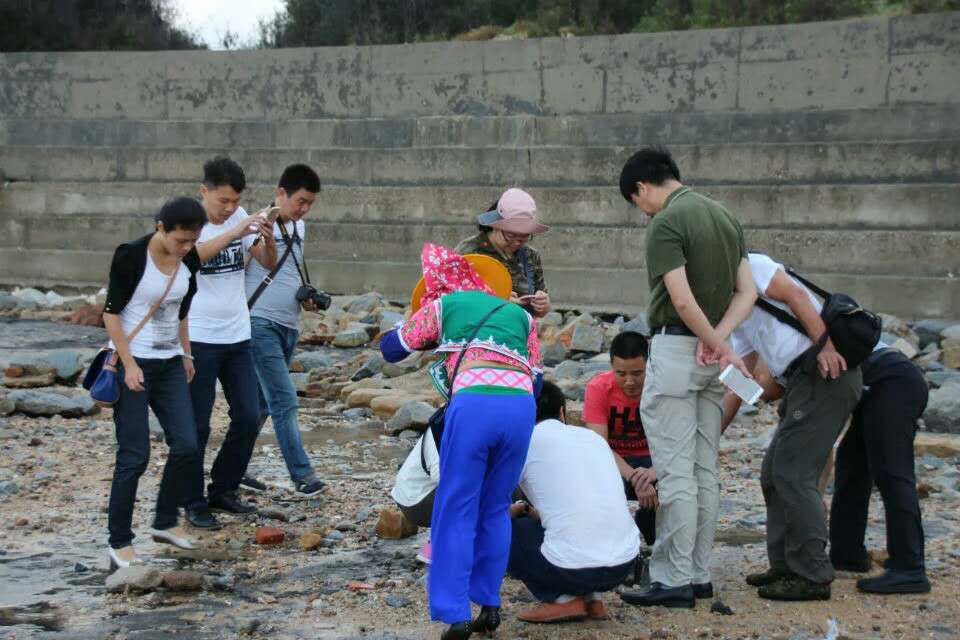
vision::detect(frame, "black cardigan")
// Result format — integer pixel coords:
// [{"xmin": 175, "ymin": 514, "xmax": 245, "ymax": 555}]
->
[{"xmin": 103, "ymin": 233, "xmax": 202, "ymax": 320}]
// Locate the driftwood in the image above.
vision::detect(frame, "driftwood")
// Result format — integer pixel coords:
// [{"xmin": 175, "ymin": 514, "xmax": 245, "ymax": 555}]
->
[{"xmin": 0, "ymin": 601, "xmax": 64, "ymax": 631}]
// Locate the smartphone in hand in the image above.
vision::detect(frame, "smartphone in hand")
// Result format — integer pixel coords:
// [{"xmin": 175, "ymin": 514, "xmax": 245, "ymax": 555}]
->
[
  {"xmin": 719, "ymin": 364, "xmax": 763, "ymax": 405},
  {"xmin": 251, "ymin": 206, "xmax": 281, "ymax": 246}
]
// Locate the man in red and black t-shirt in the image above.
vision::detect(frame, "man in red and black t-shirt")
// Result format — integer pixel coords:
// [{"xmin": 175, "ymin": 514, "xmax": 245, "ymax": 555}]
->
[{"xmin": 583, "ymin": 331, "xmax": 657, "ymax": 545}]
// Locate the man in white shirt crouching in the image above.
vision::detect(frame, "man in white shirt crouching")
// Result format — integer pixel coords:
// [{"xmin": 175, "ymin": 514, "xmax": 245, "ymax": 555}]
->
[{"xmin": 508, "ymin": 381, "xmax": 640, "ymax": 624}]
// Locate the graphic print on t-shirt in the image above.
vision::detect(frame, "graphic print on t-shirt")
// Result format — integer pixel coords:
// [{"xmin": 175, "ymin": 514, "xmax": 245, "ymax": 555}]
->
[
  {"xmin": 608, "ymin": 405, "xmax": 648, "ymax": 456},
  {"xmin": 200, "ymin": 239, "xmax": 245, "ymax": 276},
  {"xmin": 152, "ymin": 300, "xmax": 181, "ymax": 351}
]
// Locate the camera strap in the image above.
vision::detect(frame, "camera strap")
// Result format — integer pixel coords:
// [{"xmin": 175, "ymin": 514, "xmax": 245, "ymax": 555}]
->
[{"xmin": 277, "ymin": 220, "xmax": 311, "ymax": 286}]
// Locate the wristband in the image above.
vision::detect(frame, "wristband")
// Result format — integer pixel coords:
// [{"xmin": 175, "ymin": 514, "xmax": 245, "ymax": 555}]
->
[{"xmin": 182, "ymin": 353, "xmax": 194, "ymax": 361}]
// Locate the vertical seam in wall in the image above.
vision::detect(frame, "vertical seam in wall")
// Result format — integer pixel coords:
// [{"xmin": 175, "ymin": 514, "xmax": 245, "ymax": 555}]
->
[
  {"xmin": 537, "ymin": 39, "xmax": 545, "ymax": 115},
  {"xmin": 601, "ymin": 68, "xmax": 608, "ymax": 115},
  {"xmin": 734, "ymin": 27, "xmax": 742, "ymax": 111},
  {"xmin": 884, "ymin": 16, "xmax": 893, "ymax": 108}
]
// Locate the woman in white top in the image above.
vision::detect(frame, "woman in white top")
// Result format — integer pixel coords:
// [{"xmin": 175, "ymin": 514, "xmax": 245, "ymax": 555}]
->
[{"xmin": 101, "ymin": 197, "xmax": 207, "ymax": 569}]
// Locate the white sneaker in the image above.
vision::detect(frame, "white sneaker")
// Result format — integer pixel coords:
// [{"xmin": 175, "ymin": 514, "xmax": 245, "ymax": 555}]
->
[
  {"xmin": 108, "ymin": 545, "xmax": 138, "ymax": 569},
  {"xmin": 149, "ymin": 526, "xmax": 197, "ymax": 550}
]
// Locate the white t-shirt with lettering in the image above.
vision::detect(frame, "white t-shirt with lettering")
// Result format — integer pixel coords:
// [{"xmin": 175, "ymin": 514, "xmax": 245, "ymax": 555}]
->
[
  {"xmin": 729, "ymin": 253, "xmax": 823, "ymax": 379},
  {"xmin": 189, "ymin": 207, "xmax": 256, "ymax": 344},
  {"xmin": 111, "ymin": 253, "xmax": 190, "ymax": 359}
]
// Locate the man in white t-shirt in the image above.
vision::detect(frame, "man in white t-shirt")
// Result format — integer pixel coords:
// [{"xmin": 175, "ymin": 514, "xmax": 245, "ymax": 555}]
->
[
  {"xmin": 185, "ymin": 156, "xmax": 277, "ymax": 528},
  {"xmin": 508, "ymin": 381, "xmax": 640, "ymax": 625},
  {"xmin": 719, "ymin": 253, "xmax": 861, "ymax": 602}
]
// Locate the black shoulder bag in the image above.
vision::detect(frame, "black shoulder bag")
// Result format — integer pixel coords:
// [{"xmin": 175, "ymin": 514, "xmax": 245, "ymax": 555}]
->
[
  {"xmin": 420, "ymin": 302, "xmax": 507, "ymax": 474},
  {"xmin": 247, "ymin": 233, "xmax": 295, "ymax": 310},
  {"xmin": 755, "ymin": 268, "xmax": 881, "ymax": 369}
]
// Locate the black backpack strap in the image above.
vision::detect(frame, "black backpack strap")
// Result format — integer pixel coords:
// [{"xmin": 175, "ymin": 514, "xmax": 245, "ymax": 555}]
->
[
  {"xmin": 784, "ymin": 267, "xmax": 831, "ymax": 300},
  {"xmin": 247, "ymin": 239, "xmax": 294, "ymax": 310},
  {"xmin": 755, "ymin": 297, "xmax": 829, "ymax": 353}
]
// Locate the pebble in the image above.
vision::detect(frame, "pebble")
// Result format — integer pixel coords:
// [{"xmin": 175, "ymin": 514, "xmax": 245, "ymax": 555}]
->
[{"xmin": 384, "ymin": 594, "xmax": 411, "ymax": 608}]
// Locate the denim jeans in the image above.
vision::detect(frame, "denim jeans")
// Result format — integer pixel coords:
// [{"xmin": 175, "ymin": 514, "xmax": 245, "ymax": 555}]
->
[
  {"xmin": 250, "ymin": 317, "xmax": 314, "ymax": 482},
  {"xmin": 108, "ymin": 356, "xmax": 201, "ymax": 549},
  {"xmin": 508, "ymin": 516, "xmax": 634, "ymax": 603},
  {"xmin": 188, "ymin": 339, "xmax": 261, "ymax": 504}
]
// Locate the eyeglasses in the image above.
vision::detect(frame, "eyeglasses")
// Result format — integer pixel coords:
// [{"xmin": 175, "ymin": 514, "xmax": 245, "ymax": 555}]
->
[{"xmin": 502, "ymin": 231, "xmax": 531, "ymax": 243}]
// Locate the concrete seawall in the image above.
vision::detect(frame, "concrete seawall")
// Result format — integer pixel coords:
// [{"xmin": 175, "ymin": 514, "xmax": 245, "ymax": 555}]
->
[{"xmin": 1, "ymin": 12, "xmax": 958, "ymax": 317}]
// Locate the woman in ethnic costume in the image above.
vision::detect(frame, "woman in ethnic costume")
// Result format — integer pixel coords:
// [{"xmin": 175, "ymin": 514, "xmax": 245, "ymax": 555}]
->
[{"xmin": 380, "ymin": 244, "xmax": 542, "ymax": 640}]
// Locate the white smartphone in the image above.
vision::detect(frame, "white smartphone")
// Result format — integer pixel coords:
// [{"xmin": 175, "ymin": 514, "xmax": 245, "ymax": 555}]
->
[{"xmin": 719, "ymin": 364, "xmax": 763, "ymax": 405}]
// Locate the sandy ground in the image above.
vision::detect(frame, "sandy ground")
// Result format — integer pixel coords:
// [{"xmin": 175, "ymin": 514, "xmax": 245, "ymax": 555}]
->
[{"xmin": 1, "ymin": 390, "xmax": 959, "ymax": 640}]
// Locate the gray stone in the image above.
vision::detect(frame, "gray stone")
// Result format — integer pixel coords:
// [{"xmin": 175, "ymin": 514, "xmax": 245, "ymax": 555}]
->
[
  {"xmin": 258, "ymin": 507, "xmax": 290, "ymax": 522},
  {"xmin": 106, "ymin": 566, "xmax": 163, "ymax": 593},
  {"xmin": 0, "ymin": 393, "xmax": 13, "ymax": 416},
  {"xmin": 913, "ymin": 319, "xmax": 950, "ymax": 348},
  {"xmin": 927, "ymin": 371, "xmax": 960, "ymax": 388},
  {"xmin": 379, "ymin": 310, "xmax": 405, "ymax": 332},
  {"xmin": 7, "ymin": 390, "xmax": 98, "ymax": 418},
  {"xmin": 10, "ymin": 350, "xmax": 87, "ymax": 381},
  {"xmin": 292, "ymin": 351, "xmax": 334, "ymax": 372},
  {"xmin": 942, "ymin": 325, "xmax": 960, "ymax": 341},
  {"xmin": 553, "ymin": 360, "xmax": 585, "ymax": 381},
  {"xmin": 620, "ymin": 314, "xmax": 650, "ymax": 336},
  {"xmin": 541, "ymin": 342, "xmax": 568, "ymax": 367},
  {"xmin": 346, "ymin": 292, "xmax": 383, "ymax": 314},
  {"xmin": 351, "ymin": 355, "xmax": 385, "ymax": 381},
  {"xmin": 570, "ymin": 323, "xmax": 604, "ymax": 353},
  {"xmin": 385, "ymin": 400, "xmax": 436, "ymax": 434},
  {"xmin": 161, "ymin": 570, "xmax": 204, "ymax": 591},
  {"xmin": 539, "ymin": 311, "xmax": 563, "ymax": 328},
  {"xmin": 12, "ymin": 288, "xmax": 50, "ymax": 307},
  {"xmin": 384, "ymin": 594, "xmax": 411, "ymax": 608},
  {"xmin": 0, "ymin": 479, "xmax": 19, "ymax": 501},
  {"xmin": 343, "ymin": 407, "xmax": 373, "ymax": 421},
  {"xmin": 382, "ymin": 359, "xmax": 421, "ymax": 378},
  {"xmin": 923, "ymin": 386, "xmax": 960, "ymax": 434},
  {"xmin": 289, "ymin": 372, "xmax": 310, "ymax": 394},
  {"xmin": 333, "ymin": 329, "xmax": 371, "ymax": 348}
]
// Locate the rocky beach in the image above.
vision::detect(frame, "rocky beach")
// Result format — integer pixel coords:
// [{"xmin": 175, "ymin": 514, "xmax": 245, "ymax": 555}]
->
[{"xmin": 1, "ymin": 287, "xmax": 959, "ymax": 640}]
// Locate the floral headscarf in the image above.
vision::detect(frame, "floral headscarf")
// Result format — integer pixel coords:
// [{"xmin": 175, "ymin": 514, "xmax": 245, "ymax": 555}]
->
[{"xmin": 419, "ymin": 243, "xmax": 495, "ymax": 307}]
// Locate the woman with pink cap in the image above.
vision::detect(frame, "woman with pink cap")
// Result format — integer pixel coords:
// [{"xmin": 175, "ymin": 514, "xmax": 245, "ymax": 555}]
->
[
  {"xmin": 380, "ymin": 244, "xmax": 543, "ymax": 639},
  {"xmin": 456, "ymin": 188, "xmax": 552, "ymax": 318}
]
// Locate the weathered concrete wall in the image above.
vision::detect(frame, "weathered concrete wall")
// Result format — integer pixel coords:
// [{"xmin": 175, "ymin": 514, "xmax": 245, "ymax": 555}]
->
[{"xmin": 1, "ymin": 12, "xmax": 959, "ymax": 318}]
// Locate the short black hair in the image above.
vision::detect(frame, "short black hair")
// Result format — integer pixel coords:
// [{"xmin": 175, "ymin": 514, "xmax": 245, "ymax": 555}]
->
[
  {"xmin": 278, "ymin": 163, "xmax": 321, "ymax": 195},
  {"xmin": 203, "ymin": 156, "xmax": 246, "ymax": 193},
  {"xmin": 536, "ymin": 380, "xmax": 566, "ymax": 423},
  {"xmin": 618, "ymin": 146, "xmax": 681, "ymax": 203},
  {"xmin": 155, "ymin": 197, "xmax": 206, "ymax": 231},
  {"xmin": 610, "ymin": 331, "xmax": 649, "ymax": 361}
]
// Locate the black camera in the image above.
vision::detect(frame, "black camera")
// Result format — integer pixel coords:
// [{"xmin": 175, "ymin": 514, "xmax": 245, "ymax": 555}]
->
[{"xmin": 295, "ymin": 284, "xmax": 331, "ymax": 310}]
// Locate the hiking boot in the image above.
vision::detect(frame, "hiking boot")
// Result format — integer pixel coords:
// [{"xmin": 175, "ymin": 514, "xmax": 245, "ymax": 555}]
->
[
  {"xmin": 745, "ymin": 567, "xmax": 790, "ymax": 587},
  {"xmin": 857, "ymin": 569, "xmax": 931, "ymax": 594},
  {"xmin": 758, "ymin": 575, "xmax": 830, "ymax": 601},
  {"xmin": 295, "ymin": 476, "xmax": 326, "ymax": 497},
  {"xmin": 239, "ymin": 475, "xmax": 268, "ymax": 492},
  {"xmin": 209, "ymin": 491, "xmax": 257, "ymax": 515}
]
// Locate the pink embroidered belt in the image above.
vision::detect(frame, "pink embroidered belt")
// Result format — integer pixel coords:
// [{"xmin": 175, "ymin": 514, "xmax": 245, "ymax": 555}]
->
[{"xmin": 452, "ymin": 366, "xmax": 534, "ymax": 395}]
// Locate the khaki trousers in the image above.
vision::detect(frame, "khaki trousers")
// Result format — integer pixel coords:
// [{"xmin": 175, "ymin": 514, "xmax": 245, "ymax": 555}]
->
[{"xmin": 640, "ymin": 335, "xmax": 724, "ymax": 587}]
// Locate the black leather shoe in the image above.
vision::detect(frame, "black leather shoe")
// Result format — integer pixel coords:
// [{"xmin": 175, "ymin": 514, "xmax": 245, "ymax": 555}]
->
[
  {"xmin": 209, "ymin": 491, "xmax": 257, "ymax": 515},
  {"xmin": 472, "ymin": 606, "xmax": 500, "ymax": 635},
  {"xmin": 620, "ymin": 583, "xmax": 695, "ymax": 609},
  {"xmin": 441, "ymin": 621, "xmax": 472, "ymax": 640},
  {"xmin": 857, "ymin": 569, "xmax": 931, "ymax": 594},
  {"xmin": 692, "ymin": 582, "xmax": 714, "ymax": 599},
  {"xmin": 185, "ymin": 506, "xmax": 220, "ymax": 530},
  {"xmin": 832, "ymin": 556, "xmax": 872, "ymax": 572}
]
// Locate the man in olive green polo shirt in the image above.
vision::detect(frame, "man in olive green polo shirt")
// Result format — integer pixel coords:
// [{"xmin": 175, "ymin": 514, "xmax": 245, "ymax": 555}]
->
[{"xmin": 617, "ymin": 147, "xmax": 757, "ymax": 609}]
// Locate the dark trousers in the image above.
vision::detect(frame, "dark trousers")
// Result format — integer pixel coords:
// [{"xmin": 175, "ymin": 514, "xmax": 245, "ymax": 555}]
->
[
  {"xmin": 108, "ymin": 356, "xmax": 201, "ymax": 549},
  {"xmin": 762, "ymin": 350, "xmax": 862, "ymax": 584},
  {"xmin": 188, "ymin": 340, "xmax": 261, "ymax": 503},
  {"xmin": 623, "ymin": 455, "xmax": 657, "ymax": 547},
  {"xmin": 508, "ymin": 516, "xmax": 634, "ymax": 603},
  {"xmin": 830, "ymin": 352, "xmax": 928, "ymax": 571}
]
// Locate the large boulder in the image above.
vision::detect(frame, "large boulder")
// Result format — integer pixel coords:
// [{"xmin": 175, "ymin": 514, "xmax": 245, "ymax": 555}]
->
[
  {"xmin": 923, "ymin": 382, "xmax": 960, "ymax": 434},
  {"xmin": 345, "ymin": 292, "xmax": 384, "ymax": 315},
  {"xmin": 0, "ymin": 392, "xmax": 14, "ymax": 416},
  {"xmin": 941, "ymin": 324, "xmax": 960, "ymax": 341},
  {"xmin": 941, "ymin": 338, "xmax": 960, "ymax": 370},
  {"xmin": 290, "ymin": 351, "xmax": 334, "ymax": 372},
  {"xmin": 385, "ymin": 400, "xmax": 436, "ymax": 434},
  {"xmin": 913, "ymin": 319, "xmax": 950, "ymax": 349},
  {"xmin": 375, "ymin": 508, "xmax": 418, "ymax": 539},
  {"xmin": 351, "ymin": 355, "xmax": 385, "ymax": 381},
  {"xmin": 570, "ymin": 324, "xmax": 604, "ymax": 354},
  {"xmin": 7, "ymin": 391, "xmax": 98, "ymax": 418},
  {"xmin": 8, "ymin": 350, "xmax": 87, "ymax": 381},
  {"xmin": 12, "ymin": 288, "xmax": 50, "ymax": 308},
  {"xmin": 620, "ymin": 314, "xmax": 650, "ymax": 336}
]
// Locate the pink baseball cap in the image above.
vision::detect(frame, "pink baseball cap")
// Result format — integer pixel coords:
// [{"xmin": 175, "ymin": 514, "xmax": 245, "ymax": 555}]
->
[{"xmin": 477, "ymin": 188, "xmax": 549, "ymax": 235}]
